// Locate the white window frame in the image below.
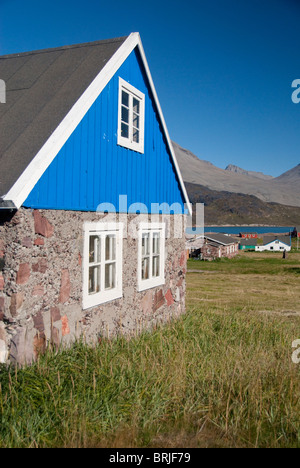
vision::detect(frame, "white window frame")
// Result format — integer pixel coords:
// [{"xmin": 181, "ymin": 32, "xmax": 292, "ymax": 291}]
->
[
  {"xmin": 83, "ymin": 222, "xmax": 123, "ymax": 309},
  {"xmin": 117, "ymin": 77, "xmax": 145, "ymax": 153},
  {"xmin": 137, "ymin": 222, "xmax": 165, "ymax": 292}
]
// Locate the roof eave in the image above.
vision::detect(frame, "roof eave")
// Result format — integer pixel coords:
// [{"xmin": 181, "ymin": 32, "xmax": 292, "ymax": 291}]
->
[{"xmin": 0, "ymin": 199, "xmax": 17, "ymax": 210}]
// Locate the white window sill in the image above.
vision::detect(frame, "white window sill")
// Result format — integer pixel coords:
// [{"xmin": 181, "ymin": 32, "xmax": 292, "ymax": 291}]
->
[{"xmin": 137, "ymin": 277, "xmax": 165, "ymax": 293}]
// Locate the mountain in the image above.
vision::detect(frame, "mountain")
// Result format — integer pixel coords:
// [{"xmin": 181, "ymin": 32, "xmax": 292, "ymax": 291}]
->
[
  {"xmin": 225, "ymin": 164, "xmax": 273, "ymax": 181},
  {"xmin": 185, "ymin": 181, "xmax": 300, "ymax": 226},
  {"xmin": 274, "ymin": 164, "xmax": 300, "ymax": 185},
  {"xmin": 172, "ymin": 141, "xmax": 300, "ymax": 208}
]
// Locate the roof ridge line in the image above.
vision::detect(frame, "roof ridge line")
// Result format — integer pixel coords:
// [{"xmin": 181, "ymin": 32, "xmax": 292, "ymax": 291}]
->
[{"xmin": 0, "ymin": 36, "xmax": 128, "ymax": 59}]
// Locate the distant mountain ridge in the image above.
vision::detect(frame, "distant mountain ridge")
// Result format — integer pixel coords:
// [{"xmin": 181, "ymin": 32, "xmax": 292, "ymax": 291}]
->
[
  {"xmin": 172, "ymin": 141, "xmax": 300, "ymax": 208},
  {"xmin": 185, "ymin": 181, "xmax": 300, "ymax": 226},
  {"xmin": 225, "ymin": 164, "xmax": 273, "ymax": 181}
]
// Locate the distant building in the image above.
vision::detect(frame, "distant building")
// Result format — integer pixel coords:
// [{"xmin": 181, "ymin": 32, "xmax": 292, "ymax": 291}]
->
[
  {"xmin": 240, "ymin": 232, "xmax": 258, "ymax": 239},
  {"xmin": 239, "ymin": 239, "xmax": 257, "ymax": 251},
  {"xmin": 255, "ymin": 236, "xmax": 291, "ymax": 252},
  {"xmin": 187, "ymin": 233, "xmax": 239, "ymax": 260}
]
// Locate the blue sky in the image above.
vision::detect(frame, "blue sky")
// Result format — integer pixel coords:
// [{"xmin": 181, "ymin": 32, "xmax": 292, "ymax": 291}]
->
[{"xmin": 0, "ymin": 0, "xmax": 299, "ymax": 177}]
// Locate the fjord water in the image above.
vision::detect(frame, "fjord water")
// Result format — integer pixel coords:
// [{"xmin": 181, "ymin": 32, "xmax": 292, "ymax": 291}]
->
[{"xmin": 187, "ymin": 226, "xmax": 294, "ymax": 235}]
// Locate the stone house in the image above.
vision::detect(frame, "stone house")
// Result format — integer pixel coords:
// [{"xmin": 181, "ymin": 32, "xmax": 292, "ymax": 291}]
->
[
  {"xmin": 187, "ymin": 233, "xmax": 239, "ymax": 260},
  {"xmin": 0, "ymin": 33, "xmax": 191, "ymax": 365}
]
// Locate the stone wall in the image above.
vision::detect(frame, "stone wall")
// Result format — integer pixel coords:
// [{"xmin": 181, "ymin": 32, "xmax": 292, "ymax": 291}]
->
[
  {"xmin": 187, "ymin": 237, "xmax": 239, "ymax": 260},
  {"xmin": 201, "ymin": 243, "xmax": 239, "ymax": 260},
  {"xmin": 0, "ymin": 208, "xmax": 186, "ymax": 365}
]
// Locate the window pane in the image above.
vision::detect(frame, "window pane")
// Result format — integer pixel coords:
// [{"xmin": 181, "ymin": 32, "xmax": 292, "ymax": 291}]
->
[
  {"xmin": 152, "ymin": 255, "xmax": 160, "ymax": 277},
  {"xmin": 153, "ymin": 233, "xmax": 160, "ymax": 254},
  {"xmin": 133, "ymin": 98, "xmax": 140, "ymax": 114},
  {"xmin": 121, "ymin": 122, "xmax": 129, "ymax": 138},
  {"xmin": 89, "ymin": 266, "xmax": 100, "ymax": 294},
  {"xmin": 121, "ymin": 106, "xmax": 129, "ymax": 123},
  {"xmin": 133, "ymin": 113, "xmax": 139, "ymax": 129},
  {"xmin": 122, "ymin": 91, "xmax": 129, "ymax": 107},
  {"xmin": 142, "ymin": 258, "xmax": 149, "ymax": 280},
  {"xmin": 105, "ymin": 263, "xmax": 116, "ymax": 290},
  {"xmin": 142, "ymin": 233, "xmax": 150, "ymax": 256},
  {"xmin": 133, "ymin": 129, "xmax": 139, "ymax": 143},
  {"xmin": 105, "ymin": 235, "xmax": 116, "ymax": 261},
  {"xmin": 89, "ymin": 235, "xmax": 100, "ymax": 264}
]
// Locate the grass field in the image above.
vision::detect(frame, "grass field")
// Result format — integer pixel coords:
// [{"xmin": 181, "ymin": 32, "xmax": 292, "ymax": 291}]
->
[
  {"xmin": 0, "ymin": 252, "xmax": 299, "ymax": 448},
  {"xmin": 187, "ymin": 251, "xmax": 300, "ymax": 315}
]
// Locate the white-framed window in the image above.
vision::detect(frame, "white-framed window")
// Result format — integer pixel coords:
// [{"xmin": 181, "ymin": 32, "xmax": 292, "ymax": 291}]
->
[
  {"xmin": 117, "ymin": 77, "xmax": 145, "ymax": 153},
  {"xmin": 137, "ymin": 223, "xmax": 165, "ymax": 292},
  {"xmin": 83, "ymin": 222, "xmax": 123, "ymax": 309}
]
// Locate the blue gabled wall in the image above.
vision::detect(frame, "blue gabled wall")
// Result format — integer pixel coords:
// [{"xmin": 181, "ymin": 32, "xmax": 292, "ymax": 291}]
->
[{"xmin": 24, "ymin": 48, "xmax": 186, "ymax": 214}]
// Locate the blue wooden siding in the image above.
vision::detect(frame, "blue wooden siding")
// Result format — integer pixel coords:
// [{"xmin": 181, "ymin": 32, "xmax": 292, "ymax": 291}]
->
[{"xmin": 24, "ymin": 48, "xmax": 186, "ymax": 214}]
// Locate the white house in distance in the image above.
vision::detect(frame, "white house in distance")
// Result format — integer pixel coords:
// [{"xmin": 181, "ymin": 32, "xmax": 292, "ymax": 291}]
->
[{"xmin": 255, "ymin": 236, "xmax": 291, "ymax": 252}]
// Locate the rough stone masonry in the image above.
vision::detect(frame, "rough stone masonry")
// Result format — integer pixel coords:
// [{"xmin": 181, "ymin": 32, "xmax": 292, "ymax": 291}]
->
[{"xmin": 0, "ymin": 208, "xmax": 187, "ymax": 365}]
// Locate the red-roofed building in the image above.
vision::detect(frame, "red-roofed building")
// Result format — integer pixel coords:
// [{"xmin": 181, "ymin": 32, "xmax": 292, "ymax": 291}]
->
[{"xmin": 240, "ymin": 232, "xmax": 258, "ymax": 239}]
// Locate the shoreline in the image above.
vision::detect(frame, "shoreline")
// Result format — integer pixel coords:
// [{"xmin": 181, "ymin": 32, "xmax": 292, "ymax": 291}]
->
[
  {"xmin": 203, "ymin": 224, "xmax": 294, "ymax": 228},
  {"xmin": 188, "ymin": 225, "xmax": 294, "ymax": 236}
]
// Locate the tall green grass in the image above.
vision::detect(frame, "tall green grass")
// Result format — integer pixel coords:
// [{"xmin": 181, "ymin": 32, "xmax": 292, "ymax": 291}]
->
[
  {"xmin": 188, "ymin": 252, "xmax": 300, "ymax": 275},
  {"xmin": 0, "ymin": 307, "xmax": 299, "ymax": 448}
]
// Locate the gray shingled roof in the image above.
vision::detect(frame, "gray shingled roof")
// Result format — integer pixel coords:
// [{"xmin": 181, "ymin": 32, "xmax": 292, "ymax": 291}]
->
[
  {"xmin": 0, "ymin": 36, "xmax": 127, "ymax": 198},
  {"xmin": 240, "ymin": 238, "xmax": 258, "ymax": 246},
  {"xmin": 204, "ymin": 233, "xmax": 238, "ymax": 245},
  {"xmin": 262, "ymin": 235, "xmax": 291, "ymax": 246}
]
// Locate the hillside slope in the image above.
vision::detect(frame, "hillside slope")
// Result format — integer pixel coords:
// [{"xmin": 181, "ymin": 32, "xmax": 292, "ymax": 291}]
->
[
  {"xmin": 274, "ymin": 164, "xmax": 300, "ymax": 186},
  {"xmin": 172, "ymin": 141, "xmax": 300, "ymax": 207},
  {"xmin": 185, "ymin": 181, "xmax": 300, "ymax": 226}
]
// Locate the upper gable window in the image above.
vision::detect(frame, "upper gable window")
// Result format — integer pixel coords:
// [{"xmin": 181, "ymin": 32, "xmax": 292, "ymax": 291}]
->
[{"xmin": 117, "ymin": 77, "xmax": 145, "ymax": 154}]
